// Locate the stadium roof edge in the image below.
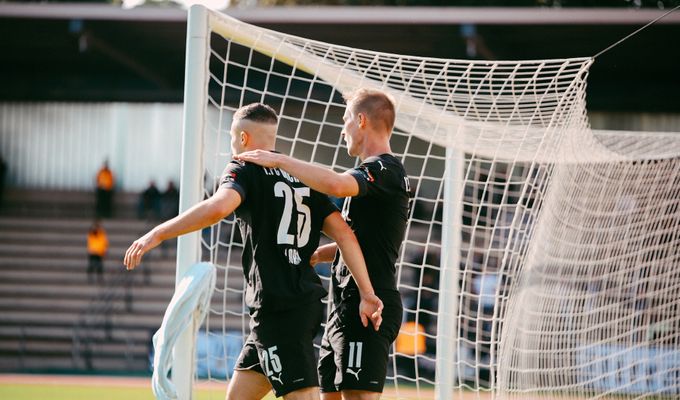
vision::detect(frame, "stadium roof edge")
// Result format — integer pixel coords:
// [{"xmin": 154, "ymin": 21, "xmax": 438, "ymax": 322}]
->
[{"xmin": 1, "ymin": 3, "xmax": 680, "ymax": 25}]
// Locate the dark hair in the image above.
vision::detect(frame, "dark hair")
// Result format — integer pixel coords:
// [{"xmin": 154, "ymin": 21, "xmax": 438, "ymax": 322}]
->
[{"xmin": 233, "ymin": 103, "xmax": 278, "ymax": 124}]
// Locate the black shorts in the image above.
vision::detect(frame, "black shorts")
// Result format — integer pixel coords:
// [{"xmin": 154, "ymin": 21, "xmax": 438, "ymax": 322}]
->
[
  {"xmin": 318, "ymin": 291, "xmax": 403, "ymax": 393},
  {"xmin": 235, "ymin": 300, "xmax": 323, "ymax": 397}
]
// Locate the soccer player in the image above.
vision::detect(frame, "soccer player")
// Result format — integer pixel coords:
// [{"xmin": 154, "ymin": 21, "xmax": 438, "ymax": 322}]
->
[
  {"xmin": 123, "ymin": 103, "xmax": 383, "ymax": 400},
  {"xmin": 236, "ymin": 89, "xmax": 410, "ymax": 400}
]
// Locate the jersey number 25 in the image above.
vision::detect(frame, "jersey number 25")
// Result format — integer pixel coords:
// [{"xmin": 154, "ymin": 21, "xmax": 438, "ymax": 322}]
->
[{"xmin": 274, "ymin": 182, "xmax": 311, "ymax": 247}]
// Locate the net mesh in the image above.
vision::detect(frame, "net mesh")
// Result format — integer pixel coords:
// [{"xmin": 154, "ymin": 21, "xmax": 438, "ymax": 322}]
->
[{"xmin": 185, "ymin": 9, "xmax": 680, "ymax": 399}]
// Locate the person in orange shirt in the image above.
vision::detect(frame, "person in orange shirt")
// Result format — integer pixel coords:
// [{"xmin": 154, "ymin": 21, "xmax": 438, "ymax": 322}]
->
[
  {"xmin": 87, "ymin": 220, "xmax": 109, "ymax": 284},
  {"xmin": 395, "ymin": 318, "xmax": 426, "ymax": 379},
  {"xmin": 95, "ymin": 160, "xmax": 115, "ymax": 218}
]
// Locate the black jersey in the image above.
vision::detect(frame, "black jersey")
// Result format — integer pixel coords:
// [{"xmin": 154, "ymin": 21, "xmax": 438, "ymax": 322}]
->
[
  {"xmin": 220, "ymin": 160, "xmax": 336, "ymax": 313},
  {"xmin": 332, "ymin": 153, "xmax": 410, "ymax": 301}
]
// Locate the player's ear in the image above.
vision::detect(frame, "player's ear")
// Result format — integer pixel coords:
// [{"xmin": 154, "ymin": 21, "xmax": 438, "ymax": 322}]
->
[
  {"xmin": 358, "ymin": 113, "xmax": 366, "ymax": 129},
  {"xmin": 240, "ymin": 131, "xmax": 249, "ymax": 146}
]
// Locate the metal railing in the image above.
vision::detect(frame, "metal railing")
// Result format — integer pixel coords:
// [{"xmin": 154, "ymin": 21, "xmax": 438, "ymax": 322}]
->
[{"xmin": 71, "ymin": 266, "xmax": 138, "ymax": 371}]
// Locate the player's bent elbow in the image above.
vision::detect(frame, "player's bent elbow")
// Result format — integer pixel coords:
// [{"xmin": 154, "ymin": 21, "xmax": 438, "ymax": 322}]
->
[
  {"xmin": 213, "ymin": 204, "xmax": 233, "ymax": 221},
  {"xmin": 333, "ymin": 225, "xmax": 359, "ymax": 249},
  {"xmin": 325, "ymin": 181, "xmax": 346, "ymax": 198},
  {"xmin": 206, "ymin": 199, "xmax": 232, "ymax": 222}
]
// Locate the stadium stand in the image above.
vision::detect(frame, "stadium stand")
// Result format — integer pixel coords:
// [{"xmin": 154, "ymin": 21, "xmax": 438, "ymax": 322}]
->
[{"xmin": 0, "ymin": 189, "xmax": 184, "ymax": 373}]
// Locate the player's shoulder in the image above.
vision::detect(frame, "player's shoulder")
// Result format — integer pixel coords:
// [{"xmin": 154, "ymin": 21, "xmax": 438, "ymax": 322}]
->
[
  {"xmin": 224, "ymin": 159, "xmax": 264, "ymax": 173},
  {"xmin": 362, "ymin": 154, "xmax": 405, "ymax": 175},
  {"xmin": 221, "ymin": 159, "xmax": 262, "ymax": 184},
  {"xmin": 223, "ymin": 159, "xmax": 245, "ymax": 169}
]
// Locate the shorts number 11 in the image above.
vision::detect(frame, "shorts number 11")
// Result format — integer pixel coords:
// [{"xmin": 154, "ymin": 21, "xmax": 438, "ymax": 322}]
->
[{"xmin": 348, "ymin": 341, "xmax": 363, "ymax": 368}]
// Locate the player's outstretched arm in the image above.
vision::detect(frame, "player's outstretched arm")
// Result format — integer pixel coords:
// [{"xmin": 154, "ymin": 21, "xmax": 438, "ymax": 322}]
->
[
  {"xmin": 235, "ymin": 150, "xmax": 359, "ymax": 198},
  {"xmin": 322, "ymin": 211, "xmax": 383, "ymax": 331},
  {"xmin": 123, "ymin": 187, "xmax": 242, "ymax": 271}
]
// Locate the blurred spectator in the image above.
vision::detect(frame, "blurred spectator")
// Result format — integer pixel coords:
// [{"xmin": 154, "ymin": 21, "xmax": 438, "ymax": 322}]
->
[
  {"xmin": 460, "ymin": 24, "xmax": 495, "ymax": 60},
  {"xmin": 161, "ymin": 180, "xmax": 180, "ymax": 220},
  {"xmin": 95, "ymin": 160, "xmax": 115, "ymax": 218},
  {"xmin": 87, "ymin": 220, "xmax": 109, "ymax": 284},
  {"xmin": 395, "ymin": 315, "xmax": 427, "ymax": 379},
  {"xmin": 419, "ymin": 270, "xmax": 437, "ymax": 333},
  {"xmin": 472, "ymin": 271, "xmax": 499, "ymax": 315},
  {"xmin": 138, "ymin": 180, "xmax": 161, "ymax": 220},
  {"xmin": 0, "ymin": 154, "xmax": 6, "ymax": 211}
]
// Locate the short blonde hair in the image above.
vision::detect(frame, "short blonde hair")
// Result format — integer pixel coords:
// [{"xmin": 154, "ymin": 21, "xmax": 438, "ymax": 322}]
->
[{"xmin": 343, "ymin": 88, "xmax": 396, "ymax": 132}]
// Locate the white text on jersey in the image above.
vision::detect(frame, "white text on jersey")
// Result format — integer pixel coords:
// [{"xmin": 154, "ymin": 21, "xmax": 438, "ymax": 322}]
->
[{"xmin": 263, "ymin": 167, "xmax": 300, "ymax": 184}]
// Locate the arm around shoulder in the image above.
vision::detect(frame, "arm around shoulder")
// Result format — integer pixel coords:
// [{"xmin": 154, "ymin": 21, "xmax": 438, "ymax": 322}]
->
[
  {"xmin": 235, "ymin": 150, "xmax": 359, "ymax": 197},
  {"xmin": 277, "ymin": 155, "xmax": 359, "ymax": 198}
]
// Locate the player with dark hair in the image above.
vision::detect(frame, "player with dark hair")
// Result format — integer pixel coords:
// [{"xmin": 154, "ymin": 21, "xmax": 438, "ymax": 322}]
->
[
  {"xmin": 237, "ymin": 89, "xmax": 410, "ymax": 400},
  {"xmin": 124, "ymin": 102, "xmax": 383, "ymax": 400}
]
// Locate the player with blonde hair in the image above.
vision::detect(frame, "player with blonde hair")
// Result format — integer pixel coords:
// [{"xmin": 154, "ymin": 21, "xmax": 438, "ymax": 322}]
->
[
  {"xmin": 237, "ymin": 89, "xmax": 410, "ymax": 399},
  {"xmin": 125, "ymin": 102, "xmax": 383, "ymax": 400}
]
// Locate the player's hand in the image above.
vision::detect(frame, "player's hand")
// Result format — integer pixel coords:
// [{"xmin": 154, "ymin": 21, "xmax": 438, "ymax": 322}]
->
[
  {"xmin": 359, "ymin": 293, "xmax": 383, "ymax": 331},
  {"xmin": 233, "ymin": 150, "xmax": 280, "ymax": 168},
  {"xmin": 124, "ymin": 230, "xmax": 162, "ymax": 271}
]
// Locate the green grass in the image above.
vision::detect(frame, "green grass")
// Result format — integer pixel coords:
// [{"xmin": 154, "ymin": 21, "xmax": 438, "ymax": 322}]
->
[{"xmin": 0, "ymin": 383, "xmax": 279, "ymax": 400}]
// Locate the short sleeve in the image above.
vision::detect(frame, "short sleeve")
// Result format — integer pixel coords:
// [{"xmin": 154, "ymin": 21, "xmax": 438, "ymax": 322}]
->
[
  {"xmin": 347, "ymin": 160, "xmax": 390, "ymax": 198},
  {"xmin": 219, "ymin": 160, "xmax": 249, "ymax": 201}
]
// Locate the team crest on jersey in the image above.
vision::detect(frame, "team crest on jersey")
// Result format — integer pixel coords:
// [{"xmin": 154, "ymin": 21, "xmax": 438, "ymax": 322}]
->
[
  {"xmin": 359, "ymin": 165, "xmax": 375, "ymax": 182},
  {"xmin": 222, "ymin": 171, "xmax": 238, "ymax": 184}
]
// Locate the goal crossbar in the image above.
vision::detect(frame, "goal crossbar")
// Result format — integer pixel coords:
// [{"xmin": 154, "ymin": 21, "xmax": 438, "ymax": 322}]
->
[{"xmin": 171, "ymin": 5, "xmax": 680, "ymax": 400}]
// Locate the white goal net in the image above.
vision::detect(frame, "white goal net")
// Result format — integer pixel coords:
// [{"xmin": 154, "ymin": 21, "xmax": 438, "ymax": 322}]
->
[{"xmin": 174, "ymin": 5, "xmax": 680, "ymax": 400}]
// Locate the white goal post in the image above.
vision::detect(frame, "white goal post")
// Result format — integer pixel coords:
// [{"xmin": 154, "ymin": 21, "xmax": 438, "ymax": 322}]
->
[{"xmin": 173, "ymin": 5, "xmax": 680, "ymax": 400}]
